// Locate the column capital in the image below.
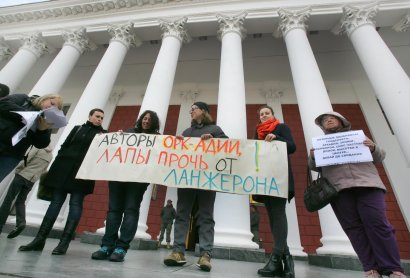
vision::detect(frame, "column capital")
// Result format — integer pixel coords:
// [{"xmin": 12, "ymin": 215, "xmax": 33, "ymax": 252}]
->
[
  {"xmin": 180, "ymin": 90, "xmax": 199, "ymax": 103},
  {"xmin": 216, "ymin": 12, "xmax": 247, "ymax": 40},
  {"xmin": 0, "ymin": 38, "xmax": 13, "ymax": 61},
  {"xmin": 20, "ymin": 33, "xmax": 52, "ymax": 58},
  {"xmin": 393, "ymin": 13, "xmax": 410, "ymax": 32},
  {"xmin": 62, "ymin": 28, "xmax": 97, "ymax": 54},
  {"xmin": 109, "ymin": 88, "xmax": 124, "ymax": 103},
  {"xmin": 332, "ymin": 3, "xmax": 378, "ymax": 36},
  {"xmin": 261, "ymin": 89, "xmax": 283, "ymax": 103},
  {"xmin": 274, "ymin": 8, "xmax": 311, "ymax": 38},
  {"xmin": 108, "ymin": 22, "xmax": 142, "ymax": 49},
  {"xmin": 159, "ymin": 17, "xmax": 191, "ymax": 43}
]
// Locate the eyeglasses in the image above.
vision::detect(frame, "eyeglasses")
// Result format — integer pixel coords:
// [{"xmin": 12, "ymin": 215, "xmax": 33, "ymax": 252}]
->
[{"xmin": 189, "ymin": 106, "xmax": 200, "ymax": 113}]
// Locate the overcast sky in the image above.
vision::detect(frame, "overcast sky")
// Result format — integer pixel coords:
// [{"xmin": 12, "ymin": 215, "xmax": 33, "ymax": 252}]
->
[{"xmin": 0, "ymin": 0, "xmax": 50, "ymax": 7}]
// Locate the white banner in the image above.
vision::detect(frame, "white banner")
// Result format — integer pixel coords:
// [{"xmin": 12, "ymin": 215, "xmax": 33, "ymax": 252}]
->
[
  {"xmin": 312, "ymin": 130, "xmax": 373, "ymax": 167},
  {"xmin": 76, "ymin": 133, "xmax": 289, "ymax": 198}
]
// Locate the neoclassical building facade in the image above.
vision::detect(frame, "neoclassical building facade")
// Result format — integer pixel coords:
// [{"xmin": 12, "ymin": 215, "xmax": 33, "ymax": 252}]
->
[{"xmin": 0, "ymin": 0, "xmax": 409, "ymax": 261}]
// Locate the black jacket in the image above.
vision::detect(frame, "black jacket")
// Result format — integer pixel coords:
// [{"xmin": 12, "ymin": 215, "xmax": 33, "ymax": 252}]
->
[
  {"xmin": 44, "ymin": 121, "xmax": 106, "ymax": 195},
  {"xmin": 0, "ymin": 94, "xmax": 51, "ymax": 159}
]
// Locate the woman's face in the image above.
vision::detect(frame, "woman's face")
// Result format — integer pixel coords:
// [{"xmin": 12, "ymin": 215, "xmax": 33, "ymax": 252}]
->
[
  {"xmin": 141, "ymin": 113, "xmax": 152, "ymax": 130},
  {"xmin": 321, "ymin": 115, "xmax": 342, "ymax": 131},
  {"xmin": 259, "ymin": 108, "xmax": 274, "ymax": 123},
  {"xmin": 88, "ymin": 111, "xmax": 104, "ymax": 126},
  {"xmin": 40, "ymin": 98, "xmax": 60, "ymax": 110},
  {"xmin": 190, "ymin": 105, "xmax": 203, "ymax": 122}
]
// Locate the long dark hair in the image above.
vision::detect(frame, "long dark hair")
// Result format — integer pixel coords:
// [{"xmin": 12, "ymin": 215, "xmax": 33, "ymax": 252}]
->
[{"xmin": 135, "ymin": 110, "xmax": 160, "ymax": 134}]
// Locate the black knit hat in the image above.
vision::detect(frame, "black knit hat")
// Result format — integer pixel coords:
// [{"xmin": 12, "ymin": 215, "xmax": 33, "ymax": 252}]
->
[{"xmin": 193, "ymin": 101, "xmax": 209, "ymax": 113}]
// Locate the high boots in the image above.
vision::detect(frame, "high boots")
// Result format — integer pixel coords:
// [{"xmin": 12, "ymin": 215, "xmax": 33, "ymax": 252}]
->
[
  {"xmin": 257, "ymin": 253, "xmax": 284, "ymax": 277},
  {"xmin": 52, "ymin": 219, "xmax": 79, "ymax": 255},
  {"xmin": 19, "ymin": 217, "xmax": 55, "ymax": 251},
  {"xmin": 282, "ymin": 254, "xmax": 295, "ymax": 278}
]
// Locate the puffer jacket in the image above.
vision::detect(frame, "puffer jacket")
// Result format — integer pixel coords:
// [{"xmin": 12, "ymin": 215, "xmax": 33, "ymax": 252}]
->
[{"xmin": 308, "ymin": 111, "xmax": 386, "ymax": 192}]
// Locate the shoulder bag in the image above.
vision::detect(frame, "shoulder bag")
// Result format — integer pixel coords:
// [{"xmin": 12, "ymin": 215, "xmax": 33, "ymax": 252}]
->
[{"xmin": 304, "ymin": 166, "xmax": 338, "ymax": 212}]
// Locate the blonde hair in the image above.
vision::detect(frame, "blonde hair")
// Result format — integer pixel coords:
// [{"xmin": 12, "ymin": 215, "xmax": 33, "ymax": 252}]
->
[
  {"xmin": 31, "ymin": 94, "xmax": 63, "ymax": 110},
  {"xmin": 191, "ymin": 110, "xmax": 214, "ymax": 125}
]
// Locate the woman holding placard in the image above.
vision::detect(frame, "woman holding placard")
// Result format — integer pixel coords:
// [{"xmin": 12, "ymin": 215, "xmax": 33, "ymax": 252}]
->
[
  {"xmin": 254, "ymin": 105, "xmax": 296, "ymax": 278},
  {"xmin": 91, "ymin": 110, "xmax": 160, "ymax": 262},
  {"xmin": 163, "ymin": 101, "xmax": 228, "ymax": 272},
  {"xmin": 308, "ymin": 111, "xmax": 405, "ymax": 278}
]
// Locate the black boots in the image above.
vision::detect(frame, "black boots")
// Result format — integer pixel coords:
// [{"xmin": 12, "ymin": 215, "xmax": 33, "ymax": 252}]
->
[
  {"xmin": 257, "ymin": 254, "xmax": 284, "ymax": 277},
  {"xmin": 282, "ymin": 254, "xmax": 295, "ymax": 278},
  {"xmin": 257, "ymin": 253, "xmax": 295, "ymax": 277},
  {"xmin": 7, "ymin": 223, "xmax": 26, "ymax": 239},
  {"xmin": 52, "ymin": 219, "xmax": 79, "ymax": 255},
  {"xmin": 19, "ymin": 217, "xmax": 55, "ymax": 251}
]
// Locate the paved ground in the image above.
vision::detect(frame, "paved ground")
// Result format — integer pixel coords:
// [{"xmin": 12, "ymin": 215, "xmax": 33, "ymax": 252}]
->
[{"xmin": 0, "ymin": 234, "xmax": 370, "ymax": 278}]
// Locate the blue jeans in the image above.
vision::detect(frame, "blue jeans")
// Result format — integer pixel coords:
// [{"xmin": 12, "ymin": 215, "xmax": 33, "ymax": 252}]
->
[
  {"xmin": 101, "ymin": 181, "xmax": 148, "ymax": 251},
  {"xmin": 0, "ymin": 155, "xmax": 21, "ymax": 184},
  {"xmin": 44, "ymin": 189, "xmax": 85, "ymax": 222}
]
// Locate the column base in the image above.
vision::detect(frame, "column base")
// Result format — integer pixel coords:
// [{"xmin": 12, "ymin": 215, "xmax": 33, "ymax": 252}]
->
[
  {"xmin": 308, "ymin": 253, "xmax": 410, "ymax": 274},
  {"xmin": 80, "ymin": 232, "xmax": 158, "ymax": 250},
  {"xmin": 195, "ymin": 244, "xmax": 265, "ymax": 263}
]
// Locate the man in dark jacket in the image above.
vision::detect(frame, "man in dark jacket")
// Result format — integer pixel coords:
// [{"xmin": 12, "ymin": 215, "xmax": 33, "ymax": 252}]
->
[
  {"xmin": 158, "ymin": 199, "xmax": 176, "ymax": 249},
  {"xmin": 19, "ymin": 108, "xmax": 106, "ymax": 256}
]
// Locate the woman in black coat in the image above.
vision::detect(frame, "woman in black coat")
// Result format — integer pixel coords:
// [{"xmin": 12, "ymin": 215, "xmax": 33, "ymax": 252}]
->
[
  {"xmin": 254, "ymin": 105, "xmax": 296, "ymax": 278},
  {"xmin": 19, "ymin": 108, "xmax": 106, "ymax": 255},
  {"xmin": 0, "ymin": 93, "xmax": 63, "ymax": 183}
]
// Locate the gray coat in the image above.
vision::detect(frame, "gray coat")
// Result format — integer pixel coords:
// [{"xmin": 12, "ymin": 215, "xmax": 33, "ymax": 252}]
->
[{"xmin": 308, "ymin": 111, "xmax": 386, "ymax": 192}]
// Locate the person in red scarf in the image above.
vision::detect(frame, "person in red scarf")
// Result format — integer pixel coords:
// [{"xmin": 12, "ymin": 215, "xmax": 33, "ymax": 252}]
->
[{"xmin": 254, "ymin": 105, "xmax": 296, "ymax": 278}]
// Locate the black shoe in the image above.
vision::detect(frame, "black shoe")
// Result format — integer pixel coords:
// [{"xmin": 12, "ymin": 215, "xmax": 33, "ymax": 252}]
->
[
  {"xmin": 19, "ymin": 237, "xmax": 46, "ymax": 251},
  {"xmin": 257, "ymin": 254, "xmax": 284, "ymax": 277},
  {"xmin": 7, "ymin": 224, "xmax": 26, "ymax": 239},
  {"xmin": 283, "ymin": 254, "xmax": 295, "ymax": 278},
  {"xmin": 109, "ymin": 247, "xmax": 126, "ymax": 262},
  {"xmin": 91, "ymin": 246, "xmax": 112, "ymax": 260}
]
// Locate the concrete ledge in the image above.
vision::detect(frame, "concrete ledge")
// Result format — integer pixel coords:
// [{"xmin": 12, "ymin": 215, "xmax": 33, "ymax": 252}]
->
[
  {"xmin": 309, "ymin": 254, "xmax": 410, "ymax": 274},
  {"xmin": 80, "ymin": 231, "xmax": 158, "ymax": 250},
  {"xmin": 195, "ymin": 244, "xmax": 266, "ymax": 263}
]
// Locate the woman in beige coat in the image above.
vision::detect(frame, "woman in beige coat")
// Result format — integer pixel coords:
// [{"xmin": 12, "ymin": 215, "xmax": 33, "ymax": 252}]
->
[{"xmin": 308, "ymin": 111, "xmax": 405, "ymax": 278}]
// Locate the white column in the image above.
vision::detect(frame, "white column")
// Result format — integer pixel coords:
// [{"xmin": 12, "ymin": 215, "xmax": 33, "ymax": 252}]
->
[
  {"xmin": 135, "ymin": 18, "xmax": 191, "ymax": 239},
  {"xmin": 212, "ymin": 12, "xmax": 257, "ymax": 249},
  {"xmin": 262, "ymin": 90, "xmax": 307, "ymax": 257},
  {"xmin": 333, "ymin": 4, "xmax": 410, "ymax": 166},
  {"xmin": 0, "ymin": 33, "xmax": 51, "ymax": 93},
  {"xmin": 25, "ymin": 23, "xmax": 140, "ymax": 228},
  {"xmin": 30, "ymin": 28, "xmax": 96, "ymax": 96},
  {"xmin": 276, "ymin": 8, "xmax": 355, "ymax": 255}
]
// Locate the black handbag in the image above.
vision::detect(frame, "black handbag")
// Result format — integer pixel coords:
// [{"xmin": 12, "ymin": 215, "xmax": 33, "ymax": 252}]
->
[
  {"xmin": 304, "ymin": 167, "xmax": 338, "ymax": 212},
  {"xmin": 37, "ymin": 171, "xmax": 53, "ymax": 201}
]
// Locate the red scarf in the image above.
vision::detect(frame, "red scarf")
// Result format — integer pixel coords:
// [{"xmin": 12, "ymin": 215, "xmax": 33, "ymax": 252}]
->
[{"xmin": 256, "ymin": 118, "xmax": 280, "ymax": 140}]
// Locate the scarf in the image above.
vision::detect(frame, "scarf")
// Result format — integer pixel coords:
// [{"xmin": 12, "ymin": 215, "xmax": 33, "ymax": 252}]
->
[{"xmin": 256, "ymin": 118, "xmax": 280, "ymax": 140}]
